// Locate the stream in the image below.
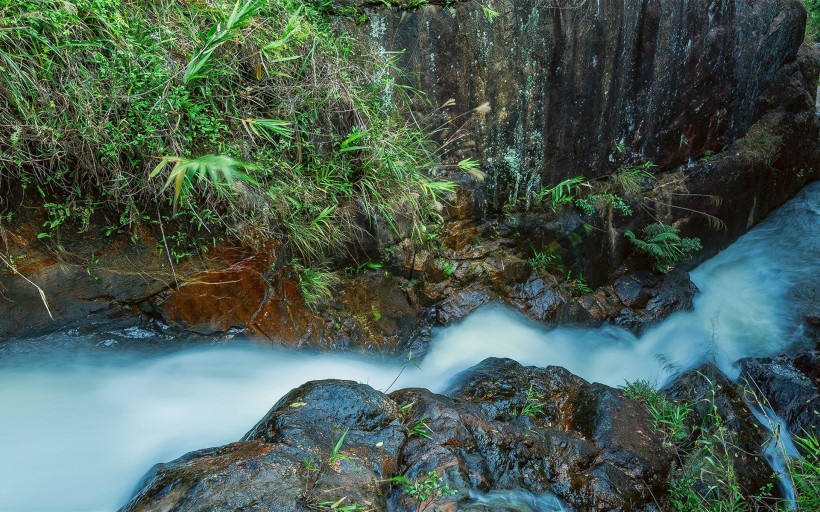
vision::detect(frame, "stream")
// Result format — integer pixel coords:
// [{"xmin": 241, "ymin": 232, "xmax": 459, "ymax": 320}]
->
[{"xmin": 0, "ymin": 182, "xmax": 817, "ymax": 512}]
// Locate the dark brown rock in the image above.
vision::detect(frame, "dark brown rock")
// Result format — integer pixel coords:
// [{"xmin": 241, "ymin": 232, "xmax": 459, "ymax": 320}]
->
[
  {"xmin": 121, "ymin": 359, "xmax": 675, "ymax": 511},
  {"xmin": 739, "ymin": 352, "xmax": 820, "ymax": 441}
]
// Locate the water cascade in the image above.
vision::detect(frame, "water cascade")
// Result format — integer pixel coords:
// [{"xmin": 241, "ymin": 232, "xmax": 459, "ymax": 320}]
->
[{"xmin": 0, "ymin": 183, "xmax": 817, "ymax": 511}]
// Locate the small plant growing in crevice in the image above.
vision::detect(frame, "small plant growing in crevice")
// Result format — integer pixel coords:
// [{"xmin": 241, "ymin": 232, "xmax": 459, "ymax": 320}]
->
[
  {"xmin": 537, "ymin": 176, "xmax": 591, "ymax": 211},
  {"xmin": 316, "ymin": 498, "xmax": 368, "ymax": 511},
  {"xmin": 328, "ymin": 428, "xmax": 349, "ymax": 465},
  {"xmin": 625, "ymin": 223, "xmax": 702, "ymax": 273},
  {"xmin": 296, "ymin": 265, "xmax": 339, "ymax": 310},
  {"xmin": 566, "ymin": 272, "xmax": 592, "ymax": 296},
  {"xmin": 440, "ymin": 260, "xmax": 457, "ymax": 278},
  {"xmin": 575, "ymin": 193, "xmax": 633, "ymax": 217},
  {"xmin": 519, "ymin": 384, "xmax": 546, "ymax": 418},
  {"xmin": 408, "ymin": 418, "xmax": 433, "ymax": 439},
  {"xmin": 528, "ymin": 243, "xmax": 564, "ymax": 274},
  {"xmin": 391, "ymin": 471, "xmax": 457, "ymax": 512},
  {"xmin": 622, "ymin": 379, "xmax": 691, "ymax": 444},
  {"xmin": 482, "ymin": 6, "xmax": 500, "ymax": 24},
  {"xmin": 611, "ymin": 161, "xmax": 656, "ymax": 200}
]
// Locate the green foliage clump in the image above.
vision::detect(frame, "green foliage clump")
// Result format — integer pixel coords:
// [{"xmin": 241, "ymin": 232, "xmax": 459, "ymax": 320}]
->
[
  {"xmin": 528, "ymin": 243, "xmax": 564, "ymax": 275},
  {"xmin": 391, "ymin": 471, "xmax": 457, "ymax": 511},
  {"xmin": 625, "ymin": 223, "xmax": 702, "ymax": 273},
  {"xmin": 806, "ymin": 0, "xmax": 820, "ymax": 42},
  {"xmin": 0, "ymin": 0, "xmax": 454, "ymax": 280},
  {"xmin": 792, "ymin": 432, "xmax": 820, "ymax": 510},
  {"xmin": 575, "ymin": 193, "xmax": 633, "ymax": 216},
  {"xmin": 566, "ymin": 271, "xmax": 592, "ymax": 296},
  {"xmin": 296, "ymin": 265, "xmax": 339, "ymax": 310},
  {"xmin": 623, "ymin": 380, "xmax": 691, "ymax": 444},
  {"xmin": 518, "ymin": 384, "xmax": 546, "ymax": 418},
  {"xmin": 537, "ymin": 176, "xmax": 591, "ymax": 211},
  {"xmin": 625, "ymin": 380, "xmax": 752, "ymax": 511}
]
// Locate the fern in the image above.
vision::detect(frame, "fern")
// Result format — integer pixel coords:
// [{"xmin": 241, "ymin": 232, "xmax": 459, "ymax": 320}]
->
[
  {"xmin": 625, "ymin": 223, "xmax": 701, "ymax": 273},
  {"xmin": 538, "ymin": 176, "xmax": 591, "ymax": 210}
]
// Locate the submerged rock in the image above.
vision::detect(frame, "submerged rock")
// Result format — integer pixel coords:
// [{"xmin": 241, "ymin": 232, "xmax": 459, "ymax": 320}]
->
[{"xmin": 121, "ymin": 358, "xmax": 673, "ymax": 511}]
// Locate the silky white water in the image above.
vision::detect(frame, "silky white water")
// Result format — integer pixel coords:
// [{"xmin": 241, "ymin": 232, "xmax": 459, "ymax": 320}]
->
[{"xmin": 0, "ymin": 183, "xmax": 817, "ymax": 511}]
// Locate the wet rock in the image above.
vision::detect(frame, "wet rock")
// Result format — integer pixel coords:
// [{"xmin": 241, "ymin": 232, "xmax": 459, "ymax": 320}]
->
[
  {"xmin": 122, "ymin": 359, "xmax": 674, "ymax": 512},
  {"xmin": 0, "ymin": 231, "xmax": 172, "ymax": 341},
  {"xmin": 395, "ymin": 358, "xmax": 673, "ymax": 511},
  {"xmin": 120, "ymin": 441, "xmax": 307, "ymax": 512},
  {"xmin": 122, "ymin": 380, "xmax": 407, "ymax": 512},
  {"xmin": 508, "ymin": 276, "xmax": 569, "ymax": 323},
  {"xmin": 357, "ymin": 1, "xmax": 819, "ymax": 284},
  {"xmin": 664, "ymin": 365, "xmax": 777, "ymax": 499},
  {"xmin": 567, "ymin": 269, "xmax": 697, "ymax": 333},
  {"xmin": 435, "ymin": 285, "xmax": 494, "ymax": 326},
  {"xmin": 739, "ymin": 352, "xmax": 820, "ymax": 440},
  {"xmin": 157, "ymin": 253, "xmax": 270, "ymax": 335}
]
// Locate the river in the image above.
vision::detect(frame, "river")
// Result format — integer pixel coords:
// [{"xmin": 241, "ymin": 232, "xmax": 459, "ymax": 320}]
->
[{"xmin": 0, "ymin": 182, "xmax": 817, "ymax": 511}]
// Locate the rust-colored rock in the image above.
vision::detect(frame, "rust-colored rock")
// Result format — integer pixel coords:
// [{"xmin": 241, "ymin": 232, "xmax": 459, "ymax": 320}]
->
[{"xmin": 158, "ymin": 254, "xmax": 270, "ymax": 335}]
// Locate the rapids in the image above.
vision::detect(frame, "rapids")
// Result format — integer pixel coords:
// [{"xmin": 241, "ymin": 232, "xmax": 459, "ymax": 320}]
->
[{"xmin": 0, "ymin": 182, "xmax": 817, "ymax": 511}]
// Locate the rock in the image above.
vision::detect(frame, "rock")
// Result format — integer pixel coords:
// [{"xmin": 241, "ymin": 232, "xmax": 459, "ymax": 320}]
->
[
  {"xmin": 434, "ymin": 285, "xmax": 494, "ymax": 326},
  {"xmin": 739, "ymin": 352, "xmax": 820, "ymax": 441},
  {"xmin": 566, "ymin": 269, "xmax": 698, "ymax": 333},
  {"xmin": 122, "ymin": 359, "xmax": 675, "ymax": 511},
  {"xmin": 122, "ymin": 380, "xmax": 407, "ymax": 512},
  {"xmin": 120, "ymin": 441, "xmax": 308, "ymax": 512},
  {"xmin": 508, "ymin": 276, "xmax": 569, "ymax": 323},
  {"xmin": 157, "ymin": 253, "xmax": 270, "ymax": 335},
  {"xmin": 0, "ymin": 230, "xmax": 173, "ymax": 341},
  {"xmin": 356, "ymin": 0, "xmax": 819, "ymax": 281}
]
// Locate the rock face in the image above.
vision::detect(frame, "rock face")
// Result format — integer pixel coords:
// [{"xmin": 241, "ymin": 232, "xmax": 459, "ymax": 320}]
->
[
  {"xmin": 356, "ymin": 0, "xmax": 819, "ymax": 281},
  {"xmin": 360, "ymin": 0, "xmax": 815, "ymax": 203},
  {"xmin": 739, "ymin": 351, "xmax": 820, "ymax": 441},
  {"xmin": 120, "ymin": 358, "xmax": 674, "ymax": 511}
]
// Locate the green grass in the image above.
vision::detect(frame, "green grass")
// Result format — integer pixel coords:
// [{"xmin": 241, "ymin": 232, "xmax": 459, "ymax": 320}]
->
[
  {"xmin": 528, "ymin": 243, "xmax": 564, "ymax": 275},
  {"xmin": 390, "ymin": 471, "xmax": 457, "ymax": 512},
  {"xmin": 519, "ymin": 384, "xmax": 545, "ymax": 418},
  {"xmin": 0, "ymin": 0, "xmax": 456, "ymax": 296},
  {"xmin": 623, "ymin": 380, "xmax": 692, "ymax": 445},
  {"xmin": 296, "ymin": 264, "xmax": 339, "ymax": 310},
  {"xmin": 791, "ymin": 432, "xmax": 820, "ymax": 510},
  {"xmin": 624, "ymin": 379, "xmax": 820, "ymax": 510}
]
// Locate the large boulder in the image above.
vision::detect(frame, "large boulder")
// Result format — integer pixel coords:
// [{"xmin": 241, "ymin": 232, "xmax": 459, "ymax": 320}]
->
[{"xmin": 121, "ymin": 358, "xmax": 674, "ymax": 511}]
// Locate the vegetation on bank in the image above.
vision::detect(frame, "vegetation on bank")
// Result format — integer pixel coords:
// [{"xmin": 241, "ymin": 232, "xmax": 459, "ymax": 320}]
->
[
  {"xmin": 0, "ymin": 0, "xmax": 463, "ymax": 285},
  {"xmin": 625, "ymin": 379, "xmax": 820, "ymax": 511}
]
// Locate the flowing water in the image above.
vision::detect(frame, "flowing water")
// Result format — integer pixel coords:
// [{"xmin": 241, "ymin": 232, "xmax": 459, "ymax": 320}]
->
[{"xmin": 0, "ymin": 183, "xmax": 817, "ymax": 511}]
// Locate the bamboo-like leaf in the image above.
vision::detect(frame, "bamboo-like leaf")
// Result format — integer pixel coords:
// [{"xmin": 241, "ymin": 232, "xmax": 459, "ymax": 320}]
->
[
  {"xmin": 152, "ymin": 154, "xmax": 258, "ymax": 211},
  {"xmin": 244, "ymin": 118, "xmax": 293, "ymax": 140}
]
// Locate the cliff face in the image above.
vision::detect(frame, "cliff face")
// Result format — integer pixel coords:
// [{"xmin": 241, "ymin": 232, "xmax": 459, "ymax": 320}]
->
[{"xmin": 360, "ymin": 0, "xmax": 814, "ymax": 208}]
